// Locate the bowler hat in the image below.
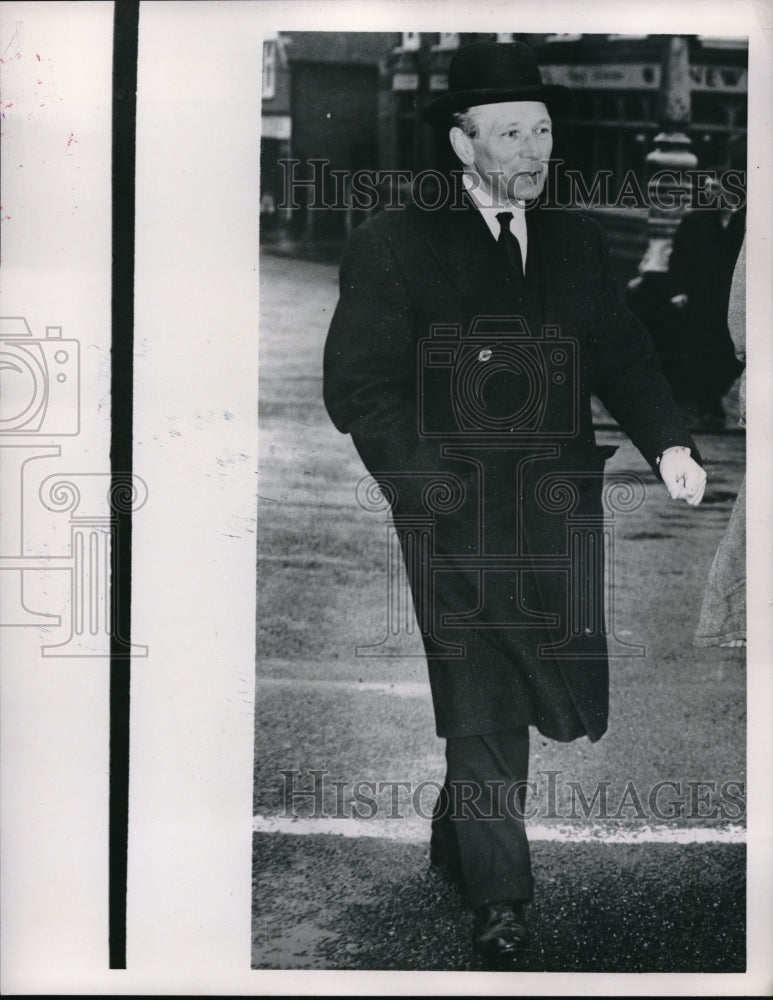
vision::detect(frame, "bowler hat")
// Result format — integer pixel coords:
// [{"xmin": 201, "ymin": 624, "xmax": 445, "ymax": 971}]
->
[{"xmin": 422, "ymin": 40, "xmax": 567, "ymax": 126}]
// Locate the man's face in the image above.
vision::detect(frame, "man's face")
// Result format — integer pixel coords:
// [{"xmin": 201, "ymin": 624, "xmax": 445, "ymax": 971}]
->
[{"xmin": 454, "ymin": 100, "xmax": 553, "ymax": 204}]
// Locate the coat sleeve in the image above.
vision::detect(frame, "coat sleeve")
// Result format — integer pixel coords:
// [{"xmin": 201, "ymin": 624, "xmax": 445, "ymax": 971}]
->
[
  {"xmin": 323, "ymin": 219, "xmax": 445, "ymax": 483},
  {"xmin": 585, "ymin": 219, "xmax": 700, "ymax": 470}
]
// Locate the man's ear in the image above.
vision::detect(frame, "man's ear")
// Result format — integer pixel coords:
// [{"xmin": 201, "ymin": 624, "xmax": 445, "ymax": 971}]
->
[{"xmin": 449, "ymin": 126, "xmax": 475, "ymax": 167}]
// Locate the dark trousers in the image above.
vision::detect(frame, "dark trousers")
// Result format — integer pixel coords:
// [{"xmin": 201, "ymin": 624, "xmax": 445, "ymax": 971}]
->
[{"xmin": 431, "ymin": 727, "xmax": 533, "ymax": 909}]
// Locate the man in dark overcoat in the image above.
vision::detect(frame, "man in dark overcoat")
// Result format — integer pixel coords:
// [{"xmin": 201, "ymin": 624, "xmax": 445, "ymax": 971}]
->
[
  {"xmin": 323, "ymin": 40, "xmax": 707, "ymax": 962},
  {"xmin": 668, "ymin": 190, "xmax": 746, "ymax": 428}
]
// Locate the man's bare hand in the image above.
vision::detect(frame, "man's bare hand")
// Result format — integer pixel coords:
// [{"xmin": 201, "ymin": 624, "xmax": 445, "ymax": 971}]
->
[{"xmin": 659, "ymin": 446, "xmax": 707, "ymax": 506}]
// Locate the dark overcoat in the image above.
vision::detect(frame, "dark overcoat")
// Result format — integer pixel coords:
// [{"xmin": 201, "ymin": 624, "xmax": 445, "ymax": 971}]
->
[
  {"xmin": 667, "ymin": 207, "xmax": 746, "ymax": 403},
  {"xmin": 323, "ymin": 192, "xmax": 697, "ymax": 743}
]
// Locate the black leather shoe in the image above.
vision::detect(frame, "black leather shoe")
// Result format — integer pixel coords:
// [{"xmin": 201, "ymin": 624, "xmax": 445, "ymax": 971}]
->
[{"xmin": 473, "ymin": 901, "xmax": 530, "ymax": 960}]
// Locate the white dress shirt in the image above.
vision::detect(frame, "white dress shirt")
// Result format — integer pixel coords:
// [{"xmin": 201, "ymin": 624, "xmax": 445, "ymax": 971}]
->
[{"xmin": 462, "ymin": 173, "xmax": 528, "ymax": 269}]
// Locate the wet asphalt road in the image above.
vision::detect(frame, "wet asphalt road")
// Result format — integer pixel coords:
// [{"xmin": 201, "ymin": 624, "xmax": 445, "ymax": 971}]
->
[
  {"xmin": 252, "ymin": 835, "xmax": 744, "ymax": 972},
  {"xmin": 254, "ymin": 253, "xmax": 746, "ymax": 973}
]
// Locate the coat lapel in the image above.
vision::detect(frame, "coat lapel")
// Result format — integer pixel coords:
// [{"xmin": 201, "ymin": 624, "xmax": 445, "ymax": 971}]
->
[
  {"xmin": 526, "ymin": 204, "xmax": 569, "ymax": 330},
  {"xmin": 420, "ymin": 191, "xmax": 574, "ymax": 331},
  {"xmin": 419, "ymin": 190, "xmax": 512, "ymax": 312}
]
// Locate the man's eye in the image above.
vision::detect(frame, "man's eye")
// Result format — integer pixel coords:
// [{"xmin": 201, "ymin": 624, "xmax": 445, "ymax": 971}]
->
[{"xmin": 504, "ymin": 130, "xmax": 519, "ymax": 138}]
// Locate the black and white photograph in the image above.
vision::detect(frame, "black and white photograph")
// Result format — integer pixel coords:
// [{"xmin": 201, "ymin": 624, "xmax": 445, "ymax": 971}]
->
[
  {"xmin": 1, "ymin": 1, "xmax": 772, "ymax": 996},
  {"xmin": 253, "ymin": 19, "xmax": 766, "ymax": 979}
]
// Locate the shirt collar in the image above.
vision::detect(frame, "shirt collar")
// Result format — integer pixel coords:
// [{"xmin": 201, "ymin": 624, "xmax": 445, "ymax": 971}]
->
[{"xmin": 462, "ymin": 172, "xmax": 527, "ymax": 248}]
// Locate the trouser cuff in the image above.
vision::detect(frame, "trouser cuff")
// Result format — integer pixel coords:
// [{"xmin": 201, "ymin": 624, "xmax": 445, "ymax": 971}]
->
[{"xmin": 467, "ymin": 872, "xmax": 535, "ymax": 909}]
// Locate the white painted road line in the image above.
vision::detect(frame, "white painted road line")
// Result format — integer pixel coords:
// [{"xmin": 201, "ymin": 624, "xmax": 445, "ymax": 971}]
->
[
  {"xmin": 256, "ymin": 675, "xmax": 431, "ymax": 697},
  {"xmin": 252, "ymin": 814, "xmax": 746, "ymax": 845}
]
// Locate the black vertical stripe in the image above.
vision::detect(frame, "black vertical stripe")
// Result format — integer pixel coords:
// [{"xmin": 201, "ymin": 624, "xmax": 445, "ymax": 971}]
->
[{"xmin": 110, "ymin": 0, "xmax": 140, "ymax": 970}]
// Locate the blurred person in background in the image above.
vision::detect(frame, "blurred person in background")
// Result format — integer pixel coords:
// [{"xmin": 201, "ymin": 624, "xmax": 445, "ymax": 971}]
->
[
  {"xmin": 694, "ymin": 231, "xmax": 746, "ymax": 648},
  {"xmin": 668, "ymin": 178, "xmax": 746, "ymax": 429}
]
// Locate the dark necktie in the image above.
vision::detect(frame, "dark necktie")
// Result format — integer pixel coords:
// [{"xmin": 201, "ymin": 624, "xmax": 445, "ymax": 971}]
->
[{"xmin": 496, "ymin": 210, "xmax": 524, "ymax": 281}]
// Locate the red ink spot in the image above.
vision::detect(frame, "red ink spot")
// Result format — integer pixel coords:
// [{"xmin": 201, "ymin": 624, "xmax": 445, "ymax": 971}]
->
[
  {"xmin": 36, "ymin": 54, "xmax": 41, "ymax": 61},
  {"xmin": 66, "ymin": 132, "xmax": 77, "ymax": 147}
]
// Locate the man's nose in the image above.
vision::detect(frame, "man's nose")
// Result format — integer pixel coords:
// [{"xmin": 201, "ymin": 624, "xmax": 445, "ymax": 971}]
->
[{"xmin": 519, "ymin": 134, "xmax": 540, "ymax": 159}]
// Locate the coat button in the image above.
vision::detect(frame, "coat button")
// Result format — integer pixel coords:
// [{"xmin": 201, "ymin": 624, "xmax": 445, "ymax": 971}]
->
[{"xmin": 478, "ymin": 348, "xmax": 492, "ymax": 361}]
